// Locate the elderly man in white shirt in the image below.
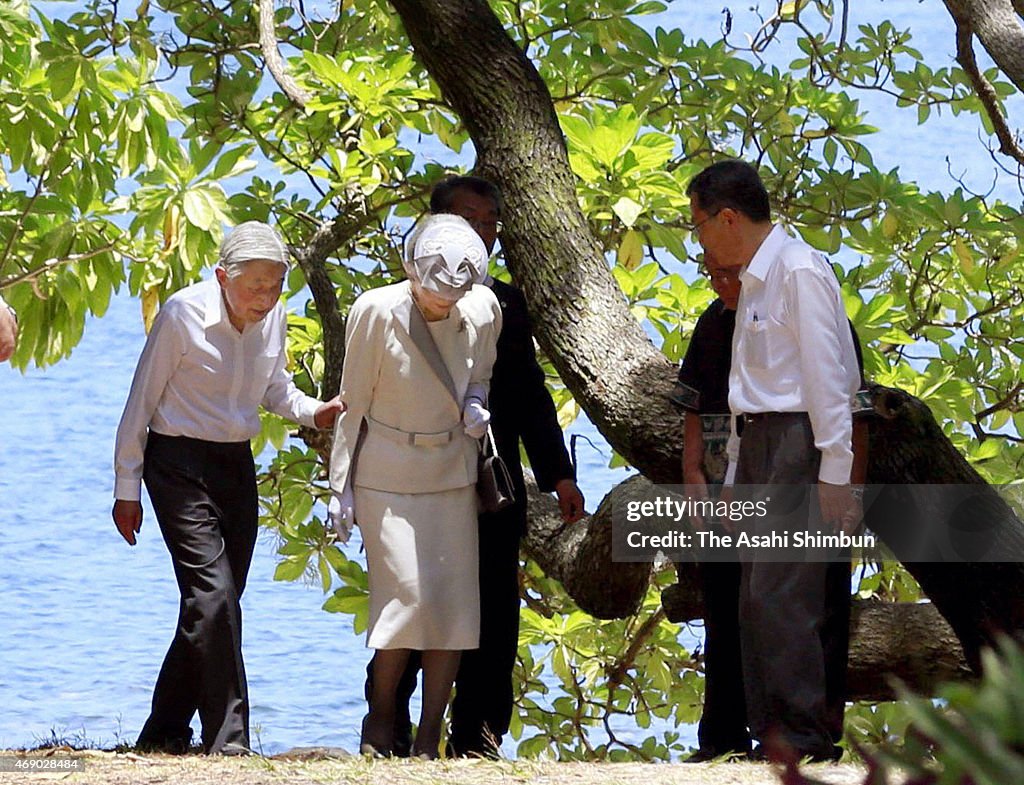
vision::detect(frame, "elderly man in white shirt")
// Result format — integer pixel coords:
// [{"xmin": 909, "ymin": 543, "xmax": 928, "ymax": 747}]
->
[
  {"xmin": 686, "ymin": 160, "xmax": 862, "ymax": 763},
  {"xmin": 112, "ymin": 221, "xmax": 343, "ymax": 755}
]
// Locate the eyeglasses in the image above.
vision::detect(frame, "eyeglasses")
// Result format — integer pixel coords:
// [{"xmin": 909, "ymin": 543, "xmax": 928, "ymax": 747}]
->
[
  {"xmin": 699, "ymin": 266, "xmax": 742, "ymax": 284},
  {"xmin": 464, "ymin": 218, "xmax": 503, "ymax": 235},
  {"xmin": 685, "ymin": 209, "xmax": 721, "ymax": 235}
]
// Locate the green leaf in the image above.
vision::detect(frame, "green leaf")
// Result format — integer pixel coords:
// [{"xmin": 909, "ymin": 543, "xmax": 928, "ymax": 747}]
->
[
  {"xmin": 273, "ymin": 555, "xmax": 310, "ymax": 582},
  {"xmin": 46, "ymin": 56, "xmax": 79, "ymax": 102},
  {"xmin": 612, "ymin": 196, "xmax": 643, "ymax": 228},
  {"xmin": 182, "ymin": 189, "xmax": 215, "ymax": 230}
]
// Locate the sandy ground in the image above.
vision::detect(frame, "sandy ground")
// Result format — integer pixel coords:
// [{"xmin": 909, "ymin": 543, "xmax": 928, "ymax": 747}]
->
[{"xmin": 0, "ymin": 749, "xmax": 875, "ymax": 785}]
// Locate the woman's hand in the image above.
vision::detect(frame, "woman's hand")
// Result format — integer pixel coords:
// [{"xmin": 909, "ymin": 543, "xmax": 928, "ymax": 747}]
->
[{"xmin": 328, "ymin": 488, "xmax": 355, "ymax": 543}]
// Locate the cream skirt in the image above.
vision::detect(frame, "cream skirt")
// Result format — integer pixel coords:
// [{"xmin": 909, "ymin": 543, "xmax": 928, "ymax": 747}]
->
[{"xmin": 355, "ymin": 485, "xmax": 480, "ymax": 650}]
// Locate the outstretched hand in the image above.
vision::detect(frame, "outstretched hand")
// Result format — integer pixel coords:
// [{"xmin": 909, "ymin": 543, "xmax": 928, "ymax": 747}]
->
[{"xmin": 314, "ymin": 396, "xmax": 345, "ymax": 429}]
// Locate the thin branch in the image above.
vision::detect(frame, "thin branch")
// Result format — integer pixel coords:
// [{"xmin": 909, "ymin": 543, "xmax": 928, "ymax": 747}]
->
[
  {"xmin": 257, "ymin": 0, "xmax": 310, "ymax": 108},
  {"xmin": 950, "ymin": 12, "xmax": 1024, "ymax": 166},
  {"xmin": 605, "ymin": 608, "xmax": 665, "ymax": 693},
  {"xmin": 0, "ymin": 99, "xmax": 81, "ymax": 278},
  {"xmin": 0, "ymin": 244, "xmax": 120, "ymax": 290}
]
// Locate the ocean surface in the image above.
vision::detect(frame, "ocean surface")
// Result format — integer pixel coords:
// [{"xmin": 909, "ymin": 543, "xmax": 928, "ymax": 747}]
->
[{"xmin": 2, "ymin": 0, "xmax": 1021, "ymax": 758}]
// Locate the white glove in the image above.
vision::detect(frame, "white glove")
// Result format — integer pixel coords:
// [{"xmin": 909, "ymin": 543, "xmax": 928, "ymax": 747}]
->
[
  {"xmin": 462, "ymin": 384, "xmax": 490, "ymax": 439},
  {"xmin": 327, "ymin": 487, "xmax": 355, "ymax": 543},
  {"xmin": 462, "ymin": 400, "xmax": 490, "ymax": 439}
]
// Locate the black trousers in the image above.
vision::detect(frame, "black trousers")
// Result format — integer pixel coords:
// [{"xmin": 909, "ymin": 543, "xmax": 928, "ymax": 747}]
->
[
  {"xmin": 366, "ymin": 505, "xmax": 523, "ymax": 755},
  {"xmin": 695, "ymin": 557, "xmax": 751, "ymax": 755},
  {"xmin": 735, "ymin": 413, "xmax": 850, "ymax": 758},
  {"xmin": 136, "ymin": 432, "xmax": 257, "ymax": 754}
]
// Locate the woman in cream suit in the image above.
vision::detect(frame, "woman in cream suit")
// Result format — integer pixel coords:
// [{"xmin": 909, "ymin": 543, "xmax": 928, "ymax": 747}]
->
[{"xmin": 329, "ymin": 214, "xmax": 502, "ymax": 758}]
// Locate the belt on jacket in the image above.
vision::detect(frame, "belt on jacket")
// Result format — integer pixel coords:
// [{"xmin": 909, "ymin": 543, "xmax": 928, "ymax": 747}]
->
[{"xmin": 367, "ymin": 417, "xmax": 460, "ymax": 447}]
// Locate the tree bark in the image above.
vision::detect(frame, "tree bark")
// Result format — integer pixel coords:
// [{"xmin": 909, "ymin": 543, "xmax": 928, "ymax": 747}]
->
[
  {"xmin": 388, "ymin": 0, "xmax": 682, "ymax": 484},
  {"xmin": 943, "ymin": 0, "xmax": 1024, "ymax": 165},
  {"xmin": 943, "ymin": 0, "xmax": 1024, "ymax": 93},
  {"xmin": 523, "ymin": 475, "xmax": 652, "ymax": 619},
  {"xmin": 384, "ymin": 0, "xmax": 1024, "ymax": 674}
]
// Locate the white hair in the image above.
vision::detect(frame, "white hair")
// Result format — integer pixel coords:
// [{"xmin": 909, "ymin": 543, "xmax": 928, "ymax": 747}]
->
[{"xmin": 218, "ymin": 221, "xmax": 290, "ymax": 278}]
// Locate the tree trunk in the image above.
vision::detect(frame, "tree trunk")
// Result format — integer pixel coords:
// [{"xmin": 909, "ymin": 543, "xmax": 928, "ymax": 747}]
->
[
  {"xmin": 523, "ymin": 475, "xmax": 652, "ymax": 619},
  {"xmin": 943, "ymin": 0, "xmax": 1024, "ymax": 93},
  {"xmin": 388, "ymin": 0, "xmax": 682, "ymax": 484},
  {"xmin": 385, "ymin": 0, "xmax": 1024, "ymax": 674}
]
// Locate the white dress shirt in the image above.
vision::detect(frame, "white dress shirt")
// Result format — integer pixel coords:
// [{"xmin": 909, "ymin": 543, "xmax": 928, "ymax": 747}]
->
[
  {"xmin": 114, "ymin": 277, "xmax": 320, "ymax": 501},
  {"xmin": 726, "ymin": 225, "xmax": 860, "ymax": 485}
]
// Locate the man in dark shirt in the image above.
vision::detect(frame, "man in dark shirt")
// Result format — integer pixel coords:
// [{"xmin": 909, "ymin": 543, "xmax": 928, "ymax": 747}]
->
[{"xmin": 673, "ymin": 252, "xmax": 749, "ymax": 761}]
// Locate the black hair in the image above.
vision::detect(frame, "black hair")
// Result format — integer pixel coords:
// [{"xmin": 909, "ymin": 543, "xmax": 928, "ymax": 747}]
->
[
  {"xmin": 685, "ymin": 159, "xmax": 771, "ymax": 222},
  {"xmin": 430, "ymin": 175, "xmax": 503, "ymax": 216}
]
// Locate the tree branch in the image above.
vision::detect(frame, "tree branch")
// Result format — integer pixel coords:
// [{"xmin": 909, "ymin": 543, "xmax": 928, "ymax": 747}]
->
[
  {"xmin": 944, "ymin": 0, "xmax": 1024, "ymax": 93},
  {"xmin": 0, "ymin": 244, "xmax": 120, "ymax": 291},
  {"xmin": 947, "ymin": 6, "xmax": 1024, "ymax": 166},
  {"xmin": 257, "ymin": 0, "xmax": 311, "ymax": 108}
]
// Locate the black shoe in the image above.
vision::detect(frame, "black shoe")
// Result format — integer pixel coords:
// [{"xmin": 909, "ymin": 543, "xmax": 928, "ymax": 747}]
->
[
  {"xmin": 358, "ymin": 741, "xmax": 391, "ymax": 758},
  {"xmin": 217, "ymin": 742, "xmax": 256, "ymax": 757},
  {"xmin": 135, "ymin": 735, "xmax": 192, "ymax": 755},
  {"xmin": 685, "ymin": 745, "xmax": 750, "ymax": 763},
  {"xmin": 449, "ymin": 727, "xmax": 502, "ymax": 760},
  {"xmin": 391, "ymin": 716, "xmax": 413, "ymax": 758},
  {"xmin": 744, "ymin": 746, "xmax": 769, "ymax": 762},
  {"xmin": 805, "ymin": 745, "xmax": 843, "ymax": 763},
  {"xmin": 746, "ymin": 744, "xmax": 841, "ymax": 764}
]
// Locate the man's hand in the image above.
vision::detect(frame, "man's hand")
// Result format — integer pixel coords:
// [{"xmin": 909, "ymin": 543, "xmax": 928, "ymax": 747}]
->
[
  {"xmin": 313, "ymin": 396, "xmax": 345, "ymax": 429},
  {"xmin": 683, "ymin": 467, "xmax": 710, "ymax": 531},
  {"xmin": 554, "ymin": 478, "xmax": 585, "ymax": 523},
  {"xmin": 0, "ymin": 305, "xmax": 16, "ymax": 362},
  {"xmin": 112, "ymin": 499, "xmax": 143, "ymax": 546},
  {"xmin": 818, "ymin": 481, "xmax": 859, "ymax": 531},
  {"xmin": 327, "ymin": 488, "xmax": 355, "ymax": 543}
]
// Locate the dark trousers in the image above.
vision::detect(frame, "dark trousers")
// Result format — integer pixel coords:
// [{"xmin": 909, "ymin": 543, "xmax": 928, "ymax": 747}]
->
[
  {"xmin": 366, "ymin": 505, "xmax": 523, "ymax": 755},
  {"xmin": 137, "ymin": 432, "xmax": 257, "ymax": 754},
  {"xmin": 450, "ymin": 510, "xmax": 522, "ymax": 754},
  {"xmin": 735, "ymin": 413, "xmax": 850, "ymax": 758},
  {"xmin": 696, "ymin": 557, "xmax": 751, "ymax": 755}
]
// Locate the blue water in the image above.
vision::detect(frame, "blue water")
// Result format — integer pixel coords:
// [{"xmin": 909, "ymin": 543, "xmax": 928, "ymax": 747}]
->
[{"xmin": 2, "ymin": 0, "xmax": 1021, "ymax": 758}]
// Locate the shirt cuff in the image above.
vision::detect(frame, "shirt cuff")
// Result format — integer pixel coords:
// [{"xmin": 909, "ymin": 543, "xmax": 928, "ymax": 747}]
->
[
  {"xmin": 114, "ymin": 477, "xmax": 142, "ymax": 501},
  {"xmin": 818, "ymin": 452, "xmax": 854, "ymax": 485},
  {"xmin": 723, "ymin": 461, "xmax": 737, "ymax": 487},
  {"xmin": 298, "ymin": 396, "xmax": 322, "ymax": 429}
]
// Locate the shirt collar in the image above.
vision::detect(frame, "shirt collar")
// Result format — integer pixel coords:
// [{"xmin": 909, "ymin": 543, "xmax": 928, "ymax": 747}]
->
[
  {"xmin": 742, "ymin": 224, "xmax": 787, "ymax": 283},
  {"xmin": 202, "ymin": 277, "xmax": 229, "ymax": 329}
]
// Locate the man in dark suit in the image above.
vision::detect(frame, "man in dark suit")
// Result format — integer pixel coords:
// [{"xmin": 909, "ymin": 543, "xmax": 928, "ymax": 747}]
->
[{"xmin": 364, "ymin": 175, "xmax": 585, "ymax": 757}]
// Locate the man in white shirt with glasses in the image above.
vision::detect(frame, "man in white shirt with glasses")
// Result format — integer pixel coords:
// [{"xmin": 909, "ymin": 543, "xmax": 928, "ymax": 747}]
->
[{"xmin": 686, "ymin": 160, "xmax": 862, "ymax": 763}]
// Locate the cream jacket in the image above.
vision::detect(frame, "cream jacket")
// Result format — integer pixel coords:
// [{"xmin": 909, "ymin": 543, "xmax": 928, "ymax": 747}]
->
[{"xmin": 330, "ymin": 280, "xmax": 502, "ymax": 495}]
